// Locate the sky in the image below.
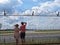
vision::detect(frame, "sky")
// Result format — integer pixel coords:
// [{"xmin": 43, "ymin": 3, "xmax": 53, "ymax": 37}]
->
[{"xmin": 0, "ymin": 0, "xmax": 60, "ymax": 30}]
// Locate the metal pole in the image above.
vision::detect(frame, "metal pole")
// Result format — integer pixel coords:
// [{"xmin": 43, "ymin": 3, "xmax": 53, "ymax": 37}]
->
[{"xmin": 4, "ymin": 37, "xmax": 6, "ymax": 45}]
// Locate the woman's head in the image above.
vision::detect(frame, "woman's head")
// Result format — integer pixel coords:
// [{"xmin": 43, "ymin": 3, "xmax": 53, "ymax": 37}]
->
[{"xmin": 14, "ymin": 24, "xmax": 19, "ymax": 27}]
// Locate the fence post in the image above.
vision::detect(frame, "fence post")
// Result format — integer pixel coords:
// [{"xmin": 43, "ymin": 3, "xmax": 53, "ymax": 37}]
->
[{"xmin": 4, "ymin": 37, "xmax": 6, "ymax": 45}]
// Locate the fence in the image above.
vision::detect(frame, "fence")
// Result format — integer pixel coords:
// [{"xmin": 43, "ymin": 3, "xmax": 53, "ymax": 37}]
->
[{"xmin": 0, "ymin": 15, "xmax": 60, "ymax": 45}]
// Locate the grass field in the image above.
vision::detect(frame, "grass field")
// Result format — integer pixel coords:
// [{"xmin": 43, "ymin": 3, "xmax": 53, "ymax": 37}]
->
[
  {"xmin": 0, "ymin": 30, "xmax": 60, "ymax": 35},
  {"xmin": 0, "ymin": 38, "xmax": 60, "ymax": 45},
  {"xmin": 0, "ymin": 30, "xmax": 60, "ymax": 45},
  {"xmin": 0, "ymin": 30, "xmax": 60, "ymax": 34}
]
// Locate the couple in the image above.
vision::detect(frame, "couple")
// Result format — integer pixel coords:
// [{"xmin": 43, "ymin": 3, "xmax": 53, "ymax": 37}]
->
[{"xmin": 14, "ymin": 22, "xmax": 27, "ymax": 45}]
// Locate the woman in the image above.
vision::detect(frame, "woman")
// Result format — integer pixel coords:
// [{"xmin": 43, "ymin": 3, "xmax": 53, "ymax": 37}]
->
[{"xmin": 14, "ymin": 24, "xmax": 19, "ymax": 45}]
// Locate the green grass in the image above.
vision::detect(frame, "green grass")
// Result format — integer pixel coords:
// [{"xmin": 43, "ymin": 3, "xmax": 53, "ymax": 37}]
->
[
  {"xmin": 35, "ymin": 30, "xmax": 60, "ymax": 32},
  {"xmin": 0, "ymin": 30, "xmax": 60, "ymax": 36},
  {"xmin": 0, "ymin": 30, "xmax": 60, "ymax": 34},
  {"xmin": 0, "ymin": 30, "xmax": 60, "ymax": 45},
  {"xmin": 35, "ymin": 30, "xmax": 60, "ymax": 34},
  {"xmin": 0, "ymin": 38, "xmax": 60, "ymax": 45},
  {"xmin": 0, "ymin": 30, "xmax": 14, "ymax": 34},
  {"xmin": 0, "ymin": 30, "xmax": 14, "ymax": 36}
]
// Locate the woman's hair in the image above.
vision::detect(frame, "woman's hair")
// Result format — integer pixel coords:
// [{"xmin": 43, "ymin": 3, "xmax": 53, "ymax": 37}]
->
[{"xmin": 14, "ymin": 24, "xmax": 19, "ymax": 27}]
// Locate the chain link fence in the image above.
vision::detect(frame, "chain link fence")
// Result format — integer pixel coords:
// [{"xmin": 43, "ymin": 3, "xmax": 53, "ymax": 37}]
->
[{"xmin": 0, "ymin": 15, "xmax": 60, "ymax": 45}]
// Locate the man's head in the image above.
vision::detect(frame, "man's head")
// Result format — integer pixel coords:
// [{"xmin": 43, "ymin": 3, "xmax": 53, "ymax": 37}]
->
[{"xmin": 21, "ymin": 22, "xmax": 24, "ymax": 25}]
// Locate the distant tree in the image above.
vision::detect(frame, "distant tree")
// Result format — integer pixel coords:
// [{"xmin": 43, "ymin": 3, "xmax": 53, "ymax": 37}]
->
[{"xmin": 0, "ymin": 23, "xmax": 2, "ymax": 30}]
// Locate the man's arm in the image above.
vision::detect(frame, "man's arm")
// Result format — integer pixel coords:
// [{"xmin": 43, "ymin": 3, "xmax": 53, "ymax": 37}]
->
[{"xmin": 24, "ymin": 22, "xmax": 27, "ymax": 26}]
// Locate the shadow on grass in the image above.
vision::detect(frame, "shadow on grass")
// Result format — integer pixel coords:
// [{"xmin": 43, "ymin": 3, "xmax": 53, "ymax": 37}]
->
[{"xmin": 0, "ymin": 43, "xmax": 60, "ymax": 45}]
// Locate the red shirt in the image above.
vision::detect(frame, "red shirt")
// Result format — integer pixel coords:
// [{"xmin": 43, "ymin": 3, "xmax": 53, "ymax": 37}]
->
[{"xmin": 20, "ymin": 25, "xmax": 26, "ymax": 32}]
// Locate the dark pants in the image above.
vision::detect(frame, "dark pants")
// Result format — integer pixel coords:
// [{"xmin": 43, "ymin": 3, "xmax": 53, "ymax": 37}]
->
[{"xmin": 20, "ymin": 32, "xmax": 25, "ymax": 39}]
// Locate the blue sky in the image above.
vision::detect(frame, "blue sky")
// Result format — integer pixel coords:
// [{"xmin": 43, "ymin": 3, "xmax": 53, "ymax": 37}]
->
[{"xmin": 0, "ymin": 0, "xmax": 60, "ymax": 30}]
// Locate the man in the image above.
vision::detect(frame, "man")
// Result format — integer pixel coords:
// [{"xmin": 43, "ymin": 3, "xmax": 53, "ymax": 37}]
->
[{"xmin": 20, "ymin": 22, "xmax": 27, "ymax": 44}]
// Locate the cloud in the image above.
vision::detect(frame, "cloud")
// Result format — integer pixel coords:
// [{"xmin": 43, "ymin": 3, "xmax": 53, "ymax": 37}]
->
[
  {"xmin": 19, "ymin": 10, "xmax": 33, "ymax": 15},
  {"xmin": 0, "ymin": 16, "xmax": 60, "ymax": 29},
  {"xmin": 0, "ymin": 0, "xmax": 60, "ymax": 30},
  {"xmin": 17, "ymin": 0, "xmax": 60, "ymax": 29},
  {"xmin": 19, "ymin": 0, "xmax": 60, "ymax": 15},
  {"xmin": 0, "ymin": 0, "xmax": 9, "ymax": 4},
  {"xmin": 31, "ymin": 0, "xmax": 60, "ymax": 15},
  {"xmin": 0, "ymin": 0, "xmax": 23, "ymax": 14},
  {"xmin": 33, "ymin": 0, "xmax": 38, "ymax": 2}
]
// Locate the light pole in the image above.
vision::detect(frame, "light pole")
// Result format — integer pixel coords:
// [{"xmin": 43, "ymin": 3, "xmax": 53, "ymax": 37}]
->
[{"xmin": 0, "ymin": 23, "xmax": 2, "ymax": 30}]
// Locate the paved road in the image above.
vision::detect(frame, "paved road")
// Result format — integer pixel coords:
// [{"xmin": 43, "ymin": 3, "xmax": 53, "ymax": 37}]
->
[{"xmin": 0, "ymin": 33, "xmax": 60, "ymax": 43}]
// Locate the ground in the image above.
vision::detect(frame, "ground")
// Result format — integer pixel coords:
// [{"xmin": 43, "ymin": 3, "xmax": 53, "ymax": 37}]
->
[{"xmin": 0, "ymin": 30, "xmax": 60, "ymax": 45}]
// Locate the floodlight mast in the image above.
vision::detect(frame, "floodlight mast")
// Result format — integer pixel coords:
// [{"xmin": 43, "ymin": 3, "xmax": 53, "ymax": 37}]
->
[
  {"xmin": 0, "ymin": 10, "xmax": 60, "ymax": 17},
  {"xmin": 4, "ymin": 10, "xmax": 6, "ymax": 16},
  {"xmin": 57, "ymin": 12, "xmax": 59, "ymax": 16}
]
